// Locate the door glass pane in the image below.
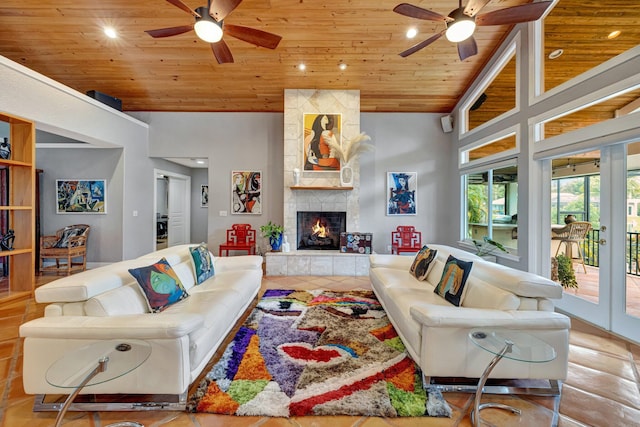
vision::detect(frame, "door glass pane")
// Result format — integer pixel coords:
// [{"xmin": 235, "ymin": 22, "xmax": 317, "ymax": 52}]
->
[
  {"xmin": 626, "ymin": 142, "xmax": 640, "ymax": 318},
  {"xmin": 551, "ymin": 151, "xmax": 601, "ymax": 301},
  {"xmin": 466, "ymin": 172, "xmax": 489, "ymax": 241},
  {"xmin": 491, "ymin": 166, "xmax": 517, "ymax": 251}
]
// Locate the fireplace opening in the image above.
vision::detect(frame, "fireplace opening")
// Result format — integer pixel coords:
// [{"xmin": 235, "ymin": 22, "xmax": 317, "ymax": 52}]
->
[{"xmin": 297, "ymin": 211, "xmax": 346, "ymax": 250}]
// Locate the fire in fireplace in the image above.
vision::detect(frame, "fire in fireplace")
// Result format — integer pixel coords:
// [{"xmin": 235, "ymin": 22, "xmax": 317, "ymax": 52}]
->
[{"xmin": 297, "ymin": 211, "xmax": 346, "ymax": 250}]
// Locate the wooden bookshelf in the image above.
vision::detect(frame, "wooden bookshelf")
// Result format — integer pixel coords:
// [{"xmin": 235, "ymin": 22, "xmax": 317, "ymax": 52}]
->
[{"xmin": 0, "ymin": 112, "xmax": 35, "ymax": 302}]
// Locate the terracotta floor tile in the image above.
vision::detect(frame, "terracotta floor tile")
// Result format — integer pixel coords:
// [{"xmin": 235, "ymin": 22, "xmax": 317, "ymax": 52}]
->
[
  {"xmin": 558, "ymin": 384, "xmax": 640, "ymax": 426},
  {"xmin": 569, "ymin": 330, "xmax": 629, "ymax": 358},
  {"xmin": 565, "ymin": 362, "xmax": 640, "ymax": 409},
  {"xmin": 568, "ymin": 344, "xmax": 636, "ymax": 381}
]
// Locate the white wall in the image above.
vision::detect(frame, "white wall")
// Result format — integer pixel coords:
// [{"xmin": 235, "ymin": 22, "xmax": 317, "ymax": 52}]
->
[
  {"xmin": 36, "ymin": 147, "xmax": 124, "ymax": 262},
  {"xmin": 132, "ymin": 112, "xmax": 284, "ymax": 253},
  {"xmin": 361, "ymin": 113, "xmax": 459, "ymax": 253},
  {"xmin": 135, "ymin": 111, "xmax": 455, "ymax": 255}
]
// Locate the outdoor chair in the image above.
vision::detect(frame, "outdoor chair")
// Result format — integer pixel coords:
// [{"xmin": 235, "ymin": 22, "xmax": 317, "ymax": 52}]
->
[{"xmin": 553, "ymin": 221, "xmax": 592, "ymax": 273}]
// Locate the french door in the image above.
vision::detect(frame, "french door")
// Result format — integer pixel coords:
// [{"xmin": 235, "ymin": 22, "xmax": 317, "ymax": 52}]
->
[{"xmin": 553, "ymin": 143, "xmax": 640, "ymax": 344}]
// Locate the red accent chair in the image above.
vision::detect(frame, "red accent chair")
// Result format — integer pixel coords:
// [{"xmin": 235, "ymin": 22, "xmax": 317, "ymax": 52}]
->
[
  {"xmin": 219, "ymin": 224, "xmax": 257, "ymax": 256},
  {"xmin": 391, "ymin": 225, "xmax": 422, "ymax": 255}
]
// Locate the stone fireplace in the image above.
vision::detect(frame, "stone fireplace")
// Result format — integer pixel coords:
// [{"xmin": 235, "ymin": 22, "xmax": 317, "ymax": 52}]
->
[
  {"xmin": 296, "ymin": 211, "xmax": 346, "ymax": 250},
  {"xmin": 265, "ymin": 89, "xmax": 369, "ymax": 276}
]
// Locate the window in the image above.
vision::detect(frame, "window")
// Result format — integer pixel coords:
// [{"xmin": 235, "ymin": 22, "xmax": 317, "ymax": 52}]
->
[{"xmin": 464, "ymin": 164, "xmax": 518, "ymax": 252}]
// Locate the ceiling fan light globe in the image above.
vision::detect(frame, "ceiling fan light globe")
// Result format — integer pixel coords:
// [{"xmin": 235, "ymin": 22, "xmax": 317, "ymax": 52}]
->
[
  {"xmin": 194, "ymin": 20, "xmax": 223, "ymax": 43},
  {"xmin": 446, "ymin": 20, "xmax": 476, "ymax": 43}
]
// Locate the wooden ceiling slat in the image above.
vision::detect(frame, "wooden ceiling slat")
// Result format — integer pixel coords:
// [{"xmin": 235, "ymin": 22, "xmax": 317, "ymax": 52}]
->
[{"xmin": 0, "ymin": 0, "xmax": 638, "ymax": 114}]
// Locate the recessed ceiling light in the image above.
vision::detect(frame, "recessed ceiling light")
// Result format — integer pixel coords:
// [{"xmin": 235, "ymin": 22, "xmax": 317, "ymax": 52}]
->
[
  {"xmin": 104, "ymin": 27, "xmax": 117, "ymax": 39},
  {"xmin": 548, "ymin": 49, "xmax": 564, "ymax": 59},
  {"xmin": 338, "ymin": 63, "xmax": 347, "ymax": 71},
  {"xmin": 406, "ymin": 28, "xmax": 418, "ymax": 39},
  {"xmin": 298, "ymin": 63, "xmax": 306, "ymax": 71},
  {"xmin": 607, "ymin": 30, "xmax": 621, "ymax": 39}
]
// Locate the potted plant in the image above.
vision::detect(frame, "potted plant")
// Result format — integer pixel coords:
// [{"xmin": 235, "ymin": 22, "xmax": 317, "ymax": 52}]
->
[
  {"xmin": 260, "ymin": 221, "xmax": 284, "ymax": 251},
  {"xmin": 556, "ymin": 254, "xmax": 578, "ymax": 289},
  {"xmin": 472, "ymin": 236, "xmax": 508, "ymax": 258}
]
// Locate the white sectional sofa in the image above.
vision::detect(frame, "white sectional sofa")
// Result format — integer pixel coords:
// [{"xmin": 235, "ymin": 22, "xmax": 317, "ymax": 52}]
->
[
  {"xmin": 370, "ymin": 244, "xmax": 570, "ymax": 388},
  {"xmin": 20, "ymin": 244, "xmax": 263, "ymax": 406}
]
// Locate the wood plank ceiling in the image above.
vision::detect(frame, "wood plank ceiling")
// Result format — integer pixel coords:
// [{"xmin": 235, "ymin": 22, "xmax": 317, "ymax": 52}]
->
[{"xmin": 0, "ymin": 0, "xmax": 638, "ymax": 115}]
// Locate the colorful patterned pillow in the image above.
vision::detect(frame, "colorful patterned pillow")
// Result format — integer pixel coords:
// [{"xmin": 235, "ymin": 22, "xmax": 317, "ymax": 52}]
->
[
  {"xmin": 129, "ymin": 258, "xmax": 189, "ymax": 313},
  {"xmin": 189, "ymin": 243, "xmax": 215, "ymax": 285},
  {"xmin": 433, "ymin": 255, "xmax": 473, "ymax": 307},
  {"xmin": 409, "ymin": 245, "xmax": 438, "ymax": 281}
]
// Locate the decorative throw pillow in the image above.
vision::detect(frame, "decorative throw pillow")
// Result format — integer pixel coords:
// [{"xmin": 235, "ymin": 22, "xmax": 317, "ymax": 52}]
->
[
  {"xmin": 433, "ymin": 255, "xmax": 473, "ymax": 307},
  {"xmin": 54, "ymin": 225, "xmax": 88, "ymax": 248},
  {"xmin": 409, "ymin": 245, "xmax": 438, "ymax": 281},
  {"xmin": 189, "ymin": 243, "xmax": 215, "ymax": 285},
  {"xmin": 129, "ymin": 258, "xmax": 189, "ymax": 313}
]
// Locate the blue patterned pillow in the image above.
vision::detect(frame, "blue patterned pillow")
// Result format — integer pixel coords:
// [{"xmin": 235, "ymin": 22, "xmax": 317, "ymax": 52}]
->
[
  {"xmin": 129, "ymin": 258, "xmax": 189, "ymax": 313},
  {"xmin": 189, "ymin": 243, "xmax": 215, "ymax": 285},
  {"xmin": 433, "ymin": 255, "xmax": 473, "ymax": 306},
  {"xmin": 409, "ymin": 245, "xmax": 438, "ymax": 281}
]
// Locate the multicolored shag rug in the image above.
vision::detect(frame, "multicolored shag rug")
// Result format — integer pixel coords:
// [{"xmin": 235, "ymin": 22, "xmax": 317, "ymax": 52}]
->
[{"xmin": 187, "ymin": 289, "xmax": 452, "ymax": 417}]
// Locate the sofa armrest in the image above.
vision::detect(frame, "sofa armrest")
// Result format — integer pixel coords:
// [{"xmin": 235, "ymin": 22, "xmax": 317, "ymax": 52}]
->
[
  {"xmin": 215, "ymin": 255, "xmax": 263, "ymax": 272},
  {"xmin": 410, "ymin": 304, "xmax": 571, "ymax": 330},
  {"xmin": 19, "ymin": 313, "xmax": 204, "ymax": 340}
]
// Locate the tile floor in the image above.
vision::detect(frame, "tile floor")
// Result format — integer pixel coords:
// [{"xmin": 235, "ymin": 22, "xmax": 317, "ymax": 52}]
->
[{"xmin": 1, "ymin": 275, "xmax": 640, "ymax": 427}]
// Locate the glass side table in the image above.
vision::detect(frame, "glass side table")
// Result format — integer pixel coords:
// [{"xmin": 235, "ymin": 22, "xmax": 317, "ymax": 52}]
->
[
  {"xmin": 46, "ymin": 339, "xmax": 152, "ymax": 427},
  {"xmin": 468, "ymin": 329, "xmax": 556, "ymax": 427}
]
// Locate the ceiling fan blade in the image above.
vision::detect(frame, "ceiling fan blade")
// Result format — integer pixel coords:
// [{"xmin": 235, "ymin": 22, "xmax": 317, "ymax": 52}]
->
[
  {"xmin": 393, "ymin": 3, "xmax": 450, "ymax": 23},
  {"xmin": 457, "ymin": 36, "xmax": 478, "ymax": 61},
  {"xmin": 399, "ymin": 30, "xmax": 445, "ymax": 57},
  {"xmin": 211, "ymin": 40, "xmax": 234, "ymax": 64},
  {"xmin": 145, "ymin": 25, "xmax": 194, "ymax": 38},
  {"xmin": 224, "ymin": 24, "xmax": 282, "ymax": 49},
  {"xmin": 165, "ymin": 0, "xmax": 201, "ymax": 18},
  {"xmin": 209, "ymin": 0, "xmax": 243, "ymax": 21},
  {"xmin": 476, "ymin": 1, "xmax": 553, "ymax": 26},
  {"xmin": 463, "ymin": 0, "xmax": 492, "ymax": 17}
]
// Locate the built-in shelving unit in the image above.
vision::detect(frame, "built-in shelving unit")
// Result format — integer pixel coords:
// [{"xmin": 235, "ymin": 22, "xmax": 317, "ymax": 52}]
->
[
  {"xmin": 0, "ymin": 112, "xmax": 35, "ymax": 303},
  {"xmin": 290, "ymin": 186, "xmax": 353, "ymax": 191}
]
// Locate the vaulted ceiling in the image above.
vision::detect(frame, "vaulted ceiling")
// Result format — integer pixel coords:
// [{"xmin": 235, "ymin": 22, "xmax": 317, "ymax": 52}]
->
[{"xmin": 0, "ymin": 1, "xmax": 638, "ymax": 114}]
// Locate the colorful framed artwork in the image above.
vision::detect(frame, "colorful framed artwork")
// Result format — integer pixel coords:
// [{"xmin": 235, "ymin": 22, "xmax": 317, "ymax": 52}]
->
[
  {"xmin": 201, "ymin": 185, "xmax": 208, "ymax": 207},
  {"xmin": 56, "ymin": 179, "xmax": 107, "ymax": 214},
  {"xmin": 231, "ymin": 171, "xmax": 262, "ymax": 214},
  {"xmin": 387, "ymin": 172, "xmax": 417, "ymax": 215},
  {"xmin": 303, "ymin": 113, "xmax": 342, "ymax": 172}
]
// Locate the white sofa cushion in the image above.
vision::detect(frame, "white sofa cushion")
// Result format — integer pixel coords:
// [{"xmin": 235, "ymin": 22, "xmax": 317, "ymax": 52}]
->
[
  {"xmin": 35, "ymin": 260, "xmax": 148, "ymax": 303},
  {"xmin": 462, "ymin": 279, "xmax": 520, "ymax": 311},
  {"xmin": 84, "ymin": 284, "xmax": 150, "ymax": 316},
  {"xmin": 469, "ymin": 260, "xmax": 562, "ymax": 299}
]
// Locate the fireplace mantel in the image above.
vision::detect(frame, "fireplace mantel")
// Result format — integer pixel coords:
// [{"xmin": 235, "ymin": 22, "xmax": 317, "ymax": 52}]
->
[{"xmin": 290, "ymin": 186, "xmax": 353, "ymax": 191}]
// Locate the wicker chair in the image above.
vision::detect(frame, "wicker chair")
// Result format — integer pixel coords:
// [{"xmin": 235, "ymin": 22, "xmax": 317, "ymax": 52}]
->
[
  {"xmin": 40, "ymin": 224, "xmax": 90, "ymax": 275},
  {"xmin": 553, "ymin": 221, "xmax": 592, "ymax": 273}
]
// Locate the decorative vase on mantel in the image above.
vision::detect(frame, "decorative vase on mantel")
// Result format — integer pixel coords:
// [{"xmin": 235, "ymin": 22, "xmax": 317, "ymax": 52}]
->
[{"xmin": 340, "ymin": 161, "xmax": 354, "ymax": 187}]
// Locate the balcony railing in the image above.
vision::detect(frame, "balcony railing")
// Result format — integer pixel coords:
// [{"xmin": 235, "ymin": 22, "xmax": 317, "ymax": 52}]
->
[{"xmin": 578, "ymin": 230, "xmax": 640, "ymax": 276}]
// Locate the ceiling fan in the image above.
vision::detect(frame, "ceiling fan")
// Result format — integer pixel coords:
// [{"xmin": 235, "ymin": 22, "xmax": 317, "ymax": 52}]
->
[
  {"xmin": 394, "ymin": 0, "xmax": 552, "ymax": 61},
  {"xmin": 145, "ymin": 0, "xmax": 282, "ymax": 64}
]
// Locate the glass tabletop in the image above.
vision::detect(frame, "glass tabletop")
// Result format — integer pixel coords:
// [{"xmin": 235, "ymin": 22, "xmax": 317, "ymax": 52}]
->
[
  {"xmin": 469, "ymin": 329, "xmax": 556, "ymax": 363},
  {"xmin": 46, "ymin": 340, "xmax": 152, "ymax": 389}
]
